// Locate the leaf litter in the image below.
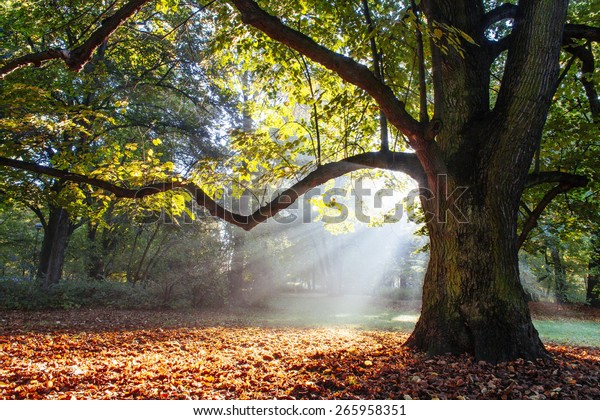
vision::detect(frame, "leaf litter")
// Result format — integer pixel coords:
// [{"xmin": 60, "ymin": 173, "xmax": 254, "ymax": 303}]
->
[{"xmin": 0, "ymin": 309, "xmax": 598, "ymax": 399}]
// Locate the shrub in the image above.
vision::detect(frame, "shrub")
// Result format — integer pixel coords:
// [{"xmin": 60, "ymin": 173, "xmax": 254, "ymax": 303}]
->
[
  {"xmin": 0, "ymin": 280, "xmax": 51, "ymax": 310},
  {"xmin": 0, "ymin": 279, "xmax": 158, "ymax": 310}
]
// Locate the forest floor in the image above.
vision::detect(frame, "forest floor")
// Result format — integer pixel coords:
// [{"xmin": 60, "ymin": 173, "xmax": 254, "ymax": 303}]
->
[{"xmin": 1, "ymin": 296, "xmax": 599, "ymax": 399}]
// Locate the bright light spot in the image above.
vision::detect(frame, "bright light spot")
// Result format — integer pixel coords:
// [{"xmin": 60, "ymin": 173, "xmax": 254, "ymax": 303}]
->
[
  {"xmin": 237, "ymin": 170, "xmax": 427, "ymax": 321},
  {"xmin": 392, "ymin": 315, "xmax": 419, "ymax": 323}
]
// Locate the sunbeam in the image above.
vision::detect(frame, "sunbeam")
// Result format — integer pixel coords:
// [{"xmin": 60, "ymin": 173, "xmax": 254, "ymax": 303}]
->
[{"xmin": 234, "ymin": 171, "xmax": 427, "ymax": 320}]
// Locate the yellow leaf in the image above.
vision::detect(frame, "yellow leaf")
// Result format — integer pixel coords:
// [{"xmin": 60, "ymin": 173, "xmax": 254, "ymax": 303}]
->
[{"xmin": 460, "ymin": 32, "xmax": 477, "ymax": 45}]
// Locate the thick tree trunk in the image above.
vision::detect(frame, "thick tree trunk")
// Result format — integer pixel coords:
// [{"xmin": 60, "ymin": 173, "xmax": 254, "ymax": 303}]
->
[
  {"xmin": 405, "ymin": 0, "xmax": 568, "ymax": 363},
  {"xmin": 406, "ymin": 185, "xmax": 548, "ymax": 362},
  {"xmin": 36, "ymin": 206, "xmax": 74, "ymax": 287}
]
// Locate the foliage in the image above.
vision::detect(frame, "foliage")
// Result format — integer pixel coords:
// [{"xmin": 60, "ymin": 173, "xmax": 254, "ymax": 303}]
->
[
  {"xmin": 0, "ymin": 0, "xmax": 599, "ymax": 363},
  {"xmin": 0, "ymin": 280, "xmax": 156, "ymax": 310},
  {"xmin": 0, "ymin": 203, "xmax": 41, "ymax": 280},
  {"xmin": 0, "ymin": 0, "xmax": 227, "ymax": 221},
  {"xmin": 518, "ymin": 16, "xmax": 600, "ymax": 304}
]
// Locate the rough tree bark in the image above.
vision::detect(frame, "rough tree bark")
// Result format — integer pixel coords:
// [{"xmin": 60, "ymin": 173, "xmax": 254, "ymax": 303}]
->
[{"xmin": 402, "ymin": 0, "xmax": 570, "ymax": 361}]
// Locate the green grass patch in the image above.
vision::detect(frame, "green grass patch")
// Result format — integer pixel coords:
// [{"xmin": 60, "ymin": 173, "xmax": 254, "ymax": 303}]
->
[
  {"xmin": 533, "ymin": 319, "xmax": 600, "ymax": 347},
  {"xmin": 219, "ymin": 293, "xmax": 419, "ymax": 332},
  {"xmin": 229, "ymin": 294, "xmax": 600, "ymax": 347}
]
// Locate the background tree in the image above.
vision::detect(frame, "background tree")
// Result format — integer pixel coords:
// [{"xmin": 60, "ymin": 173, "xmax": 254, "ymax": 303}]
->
[{"xmin": 0, "ymin": 0, "xmax": 227, "ymax": 286}]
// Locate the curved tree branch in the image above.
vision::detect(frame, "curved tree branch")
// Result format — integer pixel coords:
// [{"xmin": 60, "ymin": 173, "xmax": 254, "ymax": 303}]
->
[
  {"xmin": 482, "ymin": 3, "xmax": 517, "ymax": 59},
  {"xmin": 483, "ymin": 4, "xmax": 599, "ymax": 43},
  {"xmin": 518, "ymin": 184, "xmax": 569, "ymax": 249},
  {"xmin": 518, "ymin": 172, "xmax": 589, "ymax": 249},
  {"xmin": 484, "ymin": 4, "xmax": 600, "ymax": 60},
  {"xmin": 561, "ymin": 21, "xmax": 600, "ymax": 121},
  {"xmin": 228, "ymin": 0, "xmax": 447, "ymax": 189},
  {"xmin": 525, "ymin": 171, "xmax": 588, "ymax": 189},
  {"xmin": 228, "ymin": 1, "xmax": 425, "ymax": 142},
  {"xmin": 482, "ymin": 3, "xmax": 517, "ymax": 31},
  {"xmin": 564, "ymin": 24, "xmax": 600, "ymax": 43},
  {"xmin": 563, "ymin": 43, "xmax": 600, "ymax": 120},
  {"xmin": 0, "ymin": 0, "xmax": 151, "ymax": 78},
  {"xmin": 0, "ymin": 152, "xmax": 424, "ymax": 231},
  {"xmin": 26, "ymin": 204, "xmax": 48, "ymax": 232},
  {"xmin": 1, "ymin": 0, "xmax": 439, "ymax": 189}
]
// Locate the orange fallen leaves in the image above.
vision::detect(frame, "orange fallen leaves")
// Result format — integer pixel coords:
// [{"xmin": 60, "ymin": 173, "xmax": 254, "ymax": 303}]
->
[{"xmin": 0, "ymin": 309, "xmax": 598, "ymax": 400}]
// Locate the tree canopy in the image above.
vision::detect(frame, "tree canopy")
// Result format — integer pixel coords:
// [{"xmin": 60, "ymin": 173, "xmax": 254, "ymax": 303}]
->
[{"xmin": 1, "ymin": 0, "xmax": 599, "ymax": 362}]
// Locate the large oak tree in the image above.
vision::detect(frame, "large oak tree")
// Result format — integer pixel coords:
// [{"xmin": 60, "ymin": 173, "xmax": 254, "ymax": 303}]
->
[{"xmin": 1, "ymin": 0, "xmax": 598, "ymax": 361}]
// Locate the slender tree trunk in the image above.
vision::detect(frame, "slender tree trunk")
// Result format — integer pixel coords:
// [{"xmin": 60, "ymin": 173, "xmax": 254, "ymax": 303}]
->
[
  {"xmin": 228, "ymin": 191, "xmax": 250, "ymax": 303},
  {"xmin": 587, "ymin": 231, "xmax": 600, "ymax": 308},
  {"xmin": 228, "ymin": 228, "xmax": 246, "ymax": 303},
  {"xmin": 86, "ymin": 223, "xmax": 105, "ymax": 280},
  {"xmin": 132, "ymin": 222, "xmax": 161, "ymax": 284},
  {"xmin": 549, "ymin": 244, "xmax": 568, "ymax": 303},
  {"xmin": 36, "ymin": 206, "xmax": 74, "ymax": 287},
  {"xmin": 126, "ymin": 226, "xmax": 143, "ymax": 284}
]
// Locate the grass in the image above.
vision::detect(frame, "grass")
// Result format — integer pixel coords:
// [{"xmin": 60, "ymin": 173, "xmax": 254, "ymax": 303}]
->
[
  {"xmin": 533, "ymin": 320, "xmax": 600, "ymax": 347},
  {"xmin": 225, "ymin": 293, "xmax": 600, "ymax": 347},
  {"xmin": 226, "ymin": 293, "xmax": 421, "ymax": 332},
  {"xmin": 2, "ymin": 292, "xmax": 598, "ymax": 347}
]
